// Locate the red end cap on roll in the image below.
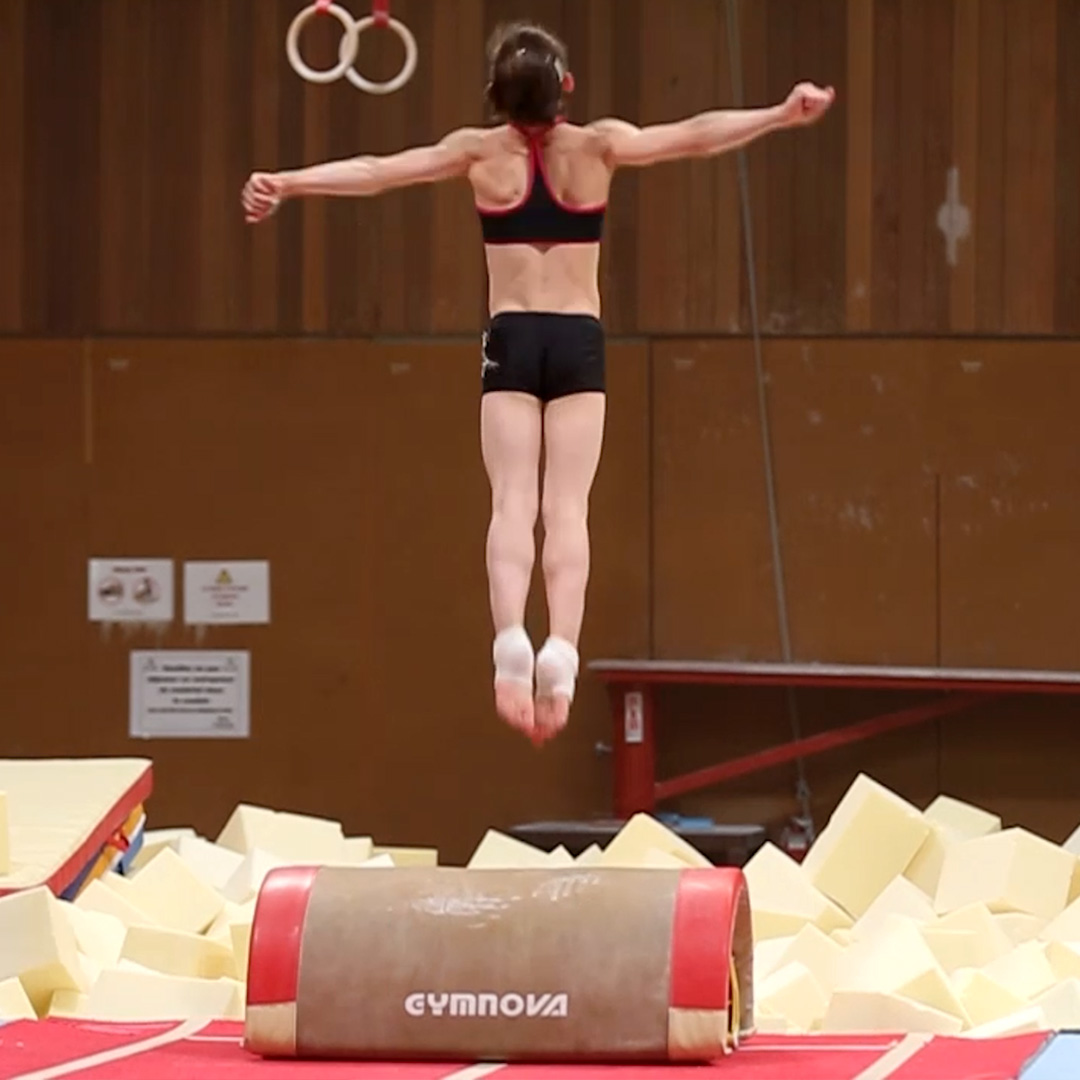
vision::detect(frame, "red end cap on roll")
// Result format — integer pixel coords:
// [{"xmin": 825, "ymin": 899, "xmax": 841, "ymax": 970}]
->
[
  {"xmin": 247, "ymin": 866, "xmax": 320, "ymax": 1007},
  {"xmin": 668, "ymin": 867, "xmax": 743, "ymax": 1011}
]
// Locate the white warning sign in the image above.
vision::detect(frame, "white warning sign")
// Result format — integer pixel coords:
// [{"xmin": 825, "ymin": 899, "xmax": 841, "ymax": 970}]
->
[
  {"xmin": 130, "ymin": 650, "xmax": 250, "ymax": 739},
  {"xmin": 88, "ymin": 558, "xmax": 174, "ymax": 623},
  {"xmin": 183, "ymin": 561, "xmax": 270, "ymax": 625}
]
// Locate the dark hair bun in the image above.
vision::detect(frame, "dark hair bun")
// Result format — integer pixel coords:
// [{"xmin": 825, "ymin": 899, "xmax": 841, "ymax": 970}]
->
[{"xmin": 486, "ymin": 24, "xmax": 567, "ymax": 125}]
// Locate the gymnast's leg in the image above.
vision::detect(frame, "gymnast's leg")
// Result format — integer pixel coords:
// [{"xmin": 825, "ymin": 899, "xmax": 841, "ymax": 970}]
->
[
  {"xmin": 535, "ymin": 390, "xmax": 606, "ymax": 739},
  {"xmin": 480, "ymin": 389, "xmax": 542, "ymax": 736}
]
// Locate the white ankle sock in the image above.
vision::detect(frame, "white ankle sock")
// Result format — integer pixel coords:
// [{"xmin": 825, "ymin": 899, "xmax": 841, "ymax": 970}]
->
[
  {"xmin": 536, "ymin": 636, "xmax": 579, "ymax": 701},
  {"xmin": 493, "ymin": 625, "xmax": 534, "ymax": 688}
]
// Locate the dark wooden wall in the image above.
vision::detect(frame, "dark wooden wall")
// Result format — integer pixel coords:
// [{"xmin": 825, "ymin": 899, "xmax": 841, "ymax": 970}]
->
[
  {"xmin": 3, "ymin": 0, "xmax": 1080, "ymax": 860},
  {"xmin": 2, "ymin": 0, "xmax": 1078, "ymax": 336}
]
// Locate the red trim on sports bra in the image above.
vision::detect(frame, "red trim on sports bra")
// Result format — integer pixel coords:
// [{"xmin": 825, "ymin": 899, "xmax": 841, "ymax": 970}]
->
[{"xmin": 474, "ymin": 117, "xmax": 608, "ymax": 217}]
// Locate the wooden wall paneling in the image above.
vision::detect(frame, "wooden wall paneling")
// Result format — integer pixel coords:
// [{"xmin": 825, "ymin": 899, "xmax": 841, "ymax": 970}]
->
[
  {"xmin": 650, "ymin": 339, "xmax": 780, "ymax": 660},
  {"xmin": 0, "ymin": 0, "xmax": 26, "ymax": 332},
  {"xmin": 934, "ymin": 341, "xmax": 1080, "ymax": 669},
  {"xmin": 98, "ymin": 0, "xmax": 151, "ymax": 334},
  {"xmin": 635, "ymin": 0, "xmax": 727, "ymax": 333},
  {"xmin": 869, "ymin": 0, "xmax": 901, "ymax": 331},
  {"xmin": 739, "ymin": 0, "xmax": 770, "ymax": 337},
  {"xmin": 764, "ymin": 339, "xmax": 938, "ymax": 665},
  {"xmin": 974, "ymin": 0, "xmax": 1006, "ymax": 332},
  {"xmin": 844, "ymin": 0, "xmax": 874, "ymax": 332},
  {"xmin": 429, "ymin": 0, "xmax": 486, "ymax": 333},
  {"xmin": 949, "ymin": 0, "xmax": 980, "ymax": 331},
  {"xmin": 1054, "ymin": 0, "xmax": 1080, "ymax": 333},
  {"xmin": 250, "ymin": 1, "xmax": 283, "ymax": 333},
  {"xmin": 790, "ymin": 0, "xmax": 847, "ymax": 333},
  {"xmin": 0, "ymin": 341, "xmax": 90, "ymax": 750},
  {"xmin": 1002, "ymin": 0, "xmax": 1057, "ymax": 333}
]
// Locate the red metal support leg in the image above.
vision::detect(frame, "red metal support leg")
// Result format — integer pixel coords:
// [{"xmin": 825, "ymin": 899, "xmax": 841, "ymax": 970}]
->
[{"xmin": 612, "ymin": 683, "xmax": 657, "ymax": 816}]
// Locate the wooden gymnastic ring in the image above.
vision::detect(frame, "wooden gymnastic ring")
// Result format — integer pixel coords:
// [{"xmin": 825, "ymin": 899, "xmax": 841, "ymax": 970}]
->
[{"xmin": 244, "ymin": 864, "xmax": 754, "ymax": 1063}]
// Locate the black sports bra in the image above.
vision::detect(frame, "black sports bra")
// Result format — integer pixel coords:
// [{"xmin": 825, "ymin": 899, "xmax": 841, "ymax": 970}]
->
[{"xmin": 477, "ymin": 119, "xmax": 606, "ymax": 246}]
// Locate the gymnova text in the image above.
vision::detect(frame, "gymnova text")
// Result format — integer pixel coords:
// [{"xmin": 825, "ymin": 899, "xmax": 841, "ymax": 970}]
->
[{"xmin": 404, "ymin": 992, "xmax": 569, "ymax": 1018}]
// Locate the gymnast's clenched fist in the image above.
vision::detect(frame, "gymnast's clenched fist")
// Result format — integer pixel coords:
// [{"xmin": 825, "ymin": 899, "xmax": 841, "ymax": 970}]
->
[{"xmin": 242, "ymin": 172, "xmax": 285, "ymax": 224}]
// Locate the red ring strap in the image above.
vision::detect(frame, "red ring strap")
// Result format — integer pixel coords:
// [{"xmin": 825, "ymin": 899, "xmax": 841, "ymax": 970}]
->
[{"xmin": 372, "ymin": 0, "xmax": 389, "ymax": 27}]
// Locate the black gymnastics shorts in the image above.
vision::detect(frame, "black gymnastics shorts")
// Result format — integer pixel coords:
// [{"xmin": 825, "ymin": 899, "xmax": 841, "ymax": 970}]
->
[{"xmin": 480, "ymin": 312, "xmax": 606, "ymax": 403}]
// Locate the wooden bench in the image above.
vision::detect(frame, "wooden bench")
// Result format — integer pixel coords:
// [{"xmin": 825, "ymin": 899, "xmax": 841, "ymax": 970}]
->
[{"xmin": 586, "ymin": 659, "xmax": 1080, "ymax": 817}]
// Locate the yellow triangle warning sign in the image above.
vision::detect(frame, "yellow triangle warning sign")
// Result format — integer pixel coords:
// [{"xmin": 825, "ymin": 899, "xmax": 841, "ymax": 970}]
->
[{"xmin": 215, "ymin": 569, "xmax": 233, "ymax": 586}]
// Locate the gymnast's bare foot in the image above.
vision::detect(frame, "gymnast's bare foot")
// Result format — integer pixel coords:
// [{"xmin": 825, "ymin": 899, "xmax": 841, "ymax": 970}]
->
[
  {"xmin": 495, "ymin": 678, "xmax": 535, "ymax": 737},
  {"xmin": 533, "ymin": 636, "xmax": 578, "ymax": 744},
  {"xmin": 534, "ymin": 693, "xmax": 570, "ymax": 744}
]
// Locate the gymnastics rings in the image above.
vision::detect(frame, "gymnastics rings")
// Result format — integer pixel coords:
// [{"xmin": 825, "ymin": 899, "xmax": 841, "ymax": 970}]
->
[{"xmin": 285, "ymin": 1, "xmax": 418, "ymax": 95}]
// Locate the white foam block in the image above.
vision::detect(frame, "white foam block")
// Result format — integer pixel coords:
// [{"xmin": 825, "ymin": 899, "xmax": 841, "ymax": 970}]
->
[
  {"xmin": 1040, "ymin": 896, "xmax": 1080, "ymax": 943},
  {"xmin": 935, "ymin": 828, "xmax": 1074, "ymax": 922},
  {"xmin": 1063, "ymin": 821, "xmax": 1080, "ymax": 857},
  {"xmin": 853, "ymin": 875, "xmax": 936, "ymax": 942},
  {"xmin": 221, "ymin": 848, "xmax": 289, "ymax": 904},
  {"xmin": 216, "ymin": 804, "xmax": 344, "ymax": 863},
  {"xmin": 835, "ymin": 914, "xmax": 969, "ymax": 1024},
  {"xmin": 773, "ymin": 924, "xmax": 845, "ymax": 993},
  {"xmin": 1045, "ymin": 940, "xmax": 1080, "ymax": 981},
  {"xmin": 64, "ymin": 904, "xmax": 127, "ymax": 968},
  {"xmin": 1034, "ymin": 978, "xmax": 1080, "ymax": 1030},
  {"xmin": 371, "ymin": 846, "xmax": 438, "ymax": 867},
  {"xmin": 206, "ymin": 899, "xmax": 256, "ymax": 944},
  {"xmin": 934, "ymin": 903, "xmax": 1014, "ymax": 960},
  {"xmin": 753, "ymin": 937, "xmax": 796, "ymax": 985},
  {"xmin": 962, "ymin": 1005, "xmax": 1048, "ymax": 1038},
  {"xmin": 73, "ymin": 878, "xmax": 156, "ymax": 928},
  {"xmin": 123, "ymin": 848, "xmax": 225, "ymax": 935},
  {"xmin": 923, "ymin": 794, "xmax": 1001, "ymax": 838},
  {"xmin": 744, "ymin": 842, "xmax": 853, "ymax": 941},
  {"xmin": 0, "ymin": 792, "xmax": 9, "ymax": 875},
  {"xmin": 175, "ymin": 836, "xmax": 245, "ymax": 892},
  {"xmin": 0, "ymin": 976, "xmax": 35, "ymax": 1020},
  {"xmin": 131, "ymin": 828, "xmax": 197, "ymax": 871},
  {"xmin": 756, "ymin": 961, "xmax": 828, "ymax": 1032},
  {"xmin": 951, "ymin": 969, "xmax": 1029, "ymax": 1028},
  {"xmin": 904, "ymin": 823, "xmax": 951, "ymax": 898},
  {"xmin": 1069, "ymin": 858, "xmax": 1080, "ymax": 906},
  {"xmin": 547, "ymin": 845, "xmax": 574, "ymax": 867},
  {"xmin": 921, "ymin": 928, "xmax": 1002, "ymax": 975},
  {"xmin": 597, "ymin": 814, "xmax": 711, "ymax": 869},
  {"xmin": 0, "ymin": 886, "xmax": 88, "ymax": 1015},
  {"xmin": 801, "ymin": 774, "xmax": 929, "ymax": 918},
  {"xmin": 47, "ymin": 990, "xmax": 88, "ymax": 1018},
  {"xmin": 121, "ymin": 925, "xmax": 237, "ymax": 980},
  {"xmin": 336, "ymin": 837, "xmax": 375, "ymax": 865},
  {"xmin": 994, "ymin": 913, "xmax": 1047, "ymax": 945},
  {"xmin": 822, "ymin": 991, "xmax": 963, "ymax": 1035},
  {"xmin": 231, "ymin": 921, "xmax": 252, "ymax": 981},
  {"xmin": 467, "ymin": 830, "xmax": 553, "ymax": 870},
  {"xmin": 81, "ymin": 968, "xmax": 240, "ymax": 1021},
  {"xmin": 575, "ymin": 844, "xmax": 603, "ymax": 866},
  {"xmin": 981, "ymin": 941, "xmax": 1057, "ymax": 1001}
]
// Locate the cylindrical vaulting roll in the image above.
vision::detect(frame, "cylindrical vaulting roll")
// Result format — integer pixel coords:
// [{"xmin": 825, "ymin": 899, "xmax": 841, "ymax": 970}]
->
[{"xmin": 244, "ymin": 864, "xmax": 754, "ymax": 1063}]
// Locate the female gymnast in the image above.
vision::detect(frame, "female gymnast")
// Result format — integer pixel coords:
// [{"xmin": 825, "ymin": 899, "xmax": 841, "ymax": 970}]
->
[{"xmin": 242, "ymin": 21, "xmax": 835, "ymax": 746}]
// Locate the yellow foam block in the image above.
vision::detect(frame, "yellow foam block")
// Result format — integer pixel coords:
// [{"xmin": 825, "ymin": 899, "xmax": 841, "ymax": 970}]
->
[
  {"xmin": 0, "ymin": 792, "xmax": 9, "ymax": 875},
  {"xmin": 773, "ymin": 924, "xmax": 845, "ymax": 993},
  {"xmin": 853, "ymin": 875, "xmax": 936, "ymax": 942},
  {"xmin": 981, "ymin": 941, "xmax": 1057, "ymax": 1001},
  {"xmin": 1040, "ymin": 896, "xmax": 1080, "ymax": 943},
  {"xmin": 230, "ymin": 921, "xmax": 252, "ymax": 981},
  {"xmin": 801, "ymin": 774, "xmax": 930, "ymax": 918},
  {"xmin": 222, "ymin": 848, "xmax": 289, "ymax": 904},
  {"xmin": 756, "ymin": 961, "xmax": 828, "ymax": 1032},
  {"xmin": 1034, "ymin": 979, "xmax": 1080, "ymax": 1030},
  {"xmin": 81, "ymin": 968, "xmax": 240, "ymax": 1021},
  {"xmin": 1069, "ymin": 858, "xmax": 1080, "ymax": 906},
  {"xmin": 994, "ymin": 913, "xmax": 1046, "ymax": 945},
  {"xmin": 835, "ymin": 915, "xmax": 969, "ymax": 1024},
  {"xmin": 131, "ymin": 828, "xmax": 197, "ymax": 872},
  {"xmin": 124, "ymin": 848, "xmax": 224, "ymax": 935},
  {"xmin": 371, "ymin": 846, "xmax": 438, "ymax": 867},
  {"xmin": 121, "ymin": 925, "xmax": 236, "ymax": 980},
  {"xmin": 335, "ymin": 837, "xmax": 375, "ymax": 865},
  {"xmin": 1045, "ymin": 940, "xmax": 1080, "ymax": 981},
  {"xmin": 822, "ymin": 991, "xmax": 964, "ymax": 1035},
  {"xmin": 934, "ymin": 828, "xmax": 1074, "ymax": 922},
  {"xmin": 923, "ymin": 794, "xmax": 1001, "ymax": 838},
  {"xmin": 575, "ymin": 844, "xmax": 603, "ymax": 866},
  {"xmin": 598, "ymin": 814, "xmax": 711, "ymax": 870},
  {"xmin": 74, "ymin": 878, "xmax": 156, "ymax": 928},
  {"xmin": 47, "ymin": 990, "xmax": 88, "ymax": 1018},
  {"xmin": 962, "ymin": 1005, "xmax": 1048, "ymax": 1038},
  {"xmin": 744, "ymin": 842, "xmax": 853, "ymax": 941},
  {"xmin": 176, "ymin": 836, "xmax": 245, "ymax": 892},
  {"xmin": 0, "ymin": 886, "xmax": 88, "ymax": 1015},
  {"xmin": 467, "ymin": 830, "xmax": 553, "ymax": 870},
  {"xmin": 921, "ymin": 928, "xmax": 1003, "ymax": 975},
  {"xmin": 951, "ymin": 969, "xmax": 1029, "ymax": 1027},
  {"xmin": 831, "ymin": 928, "xmax": 854, "ymax": 947},
  {"xmin": 216, "ymin": 804, "xmax": 345, "ymax": 863},
  {"xmin": 904, "ymin": 823, "xmax": 951, "ymax": 898},
  {"xmin": 0, "ymin": 976, "xmax": 35, "ymax": 1020},
  {"xmin": 63, "ymin": 903, "xmax": 127, "ymax": 968}
]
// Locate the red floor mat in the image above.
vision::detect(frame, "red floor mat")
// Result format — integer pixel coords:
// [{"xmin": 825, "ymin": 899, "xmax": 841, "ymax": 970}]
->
[{"xmin": 0, "ymin": 1021, "xmax": 1053, "ymax": 1080}]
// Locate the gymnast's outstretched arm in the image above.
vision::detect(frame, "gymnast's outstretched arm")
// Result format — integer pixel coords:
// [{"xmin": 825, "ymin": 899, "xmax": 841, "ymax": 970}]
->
[
  {"xmin": 242, "ymin": 126, "xmax": 485, "ymax": 223},
  {"xmin": 590, "ymin": 81, "xmax": 835, "ymax": 169}
]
